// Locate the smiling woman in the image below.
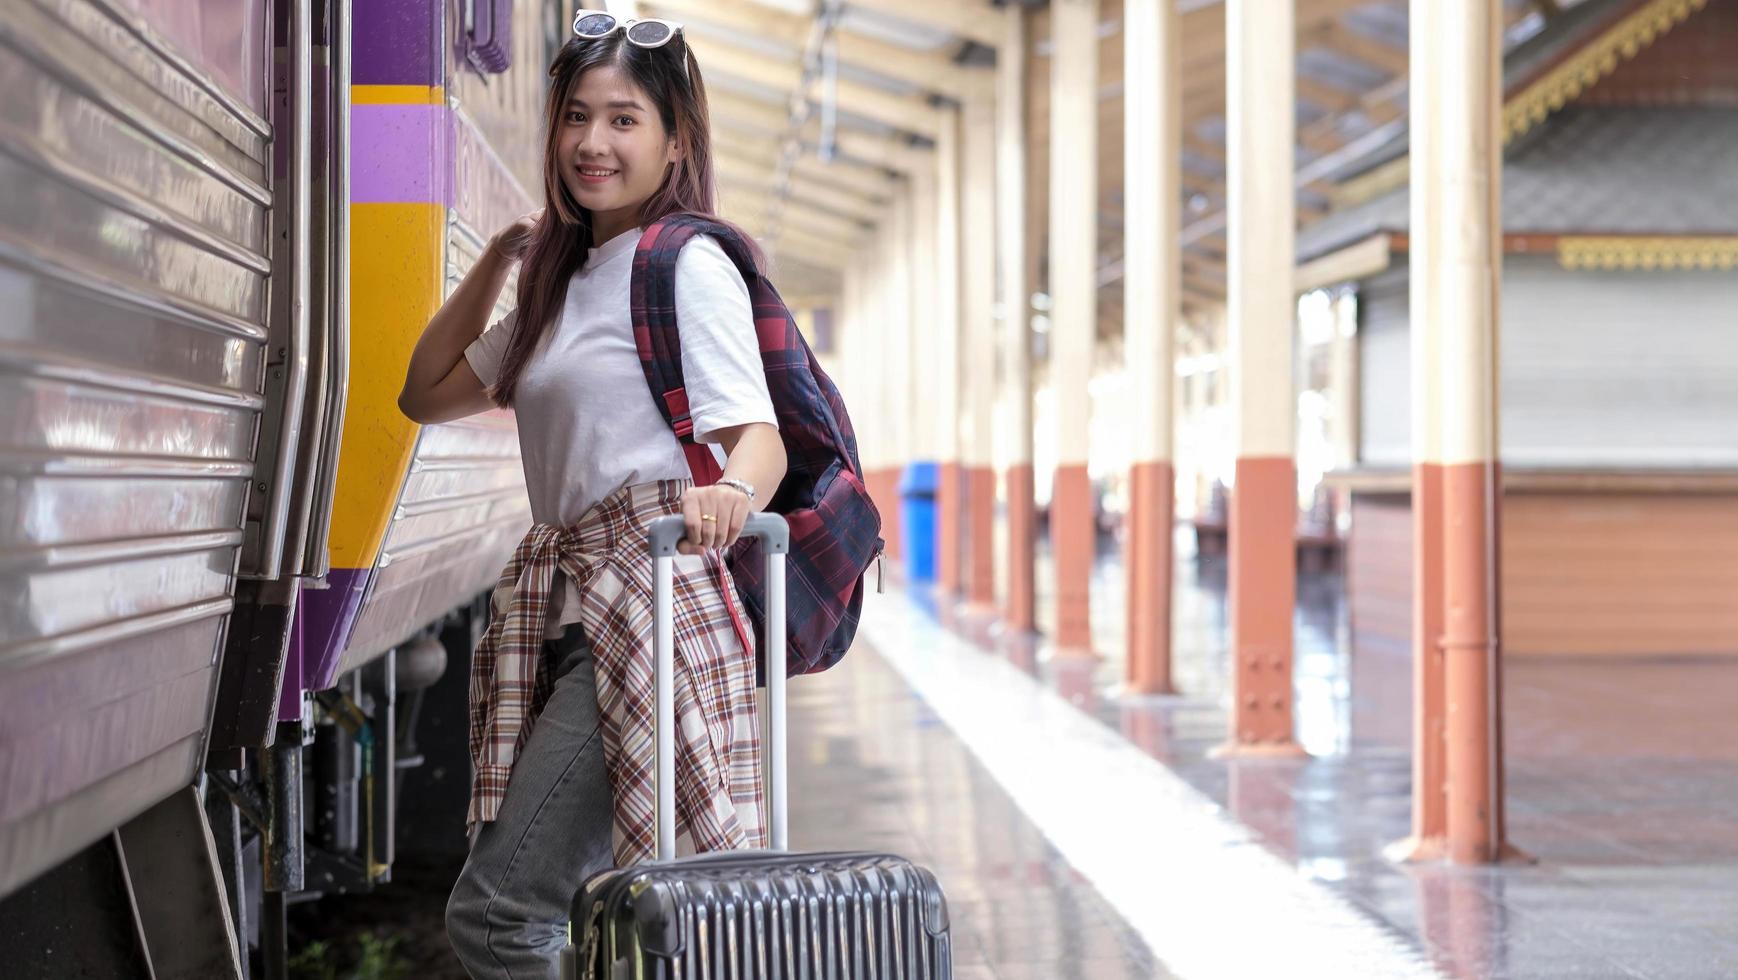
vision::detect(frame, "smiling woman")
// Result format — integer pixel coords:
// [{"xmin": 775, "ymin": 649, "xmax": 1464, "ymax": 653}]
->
[{"xmin": 392, "ymin": 11, "xmax": 798, "ymax": 976}]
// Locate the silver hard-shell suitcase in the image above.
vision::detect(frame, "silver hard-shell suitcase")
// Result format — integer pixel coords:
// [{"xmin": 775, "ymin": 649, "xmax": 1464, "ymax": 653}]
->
[{"xmin": 561, "ymin": 513, "xmax": 951, "ymax": 979}]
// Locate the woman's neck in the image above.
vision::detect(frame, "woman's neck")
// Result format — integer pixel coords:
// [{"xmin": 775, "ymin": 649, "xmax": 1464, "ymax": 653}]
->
[{"xmin": 590, "ymin": 208, "xmax": 639, "ymax": 247}]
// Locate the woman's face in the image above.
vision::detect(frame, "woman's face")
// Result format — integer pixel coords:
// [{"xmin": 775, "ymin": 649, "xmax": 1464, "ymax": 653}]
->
[{"xmin": 557, "ymin": 62, "xmax": 680, "ymax": 237}]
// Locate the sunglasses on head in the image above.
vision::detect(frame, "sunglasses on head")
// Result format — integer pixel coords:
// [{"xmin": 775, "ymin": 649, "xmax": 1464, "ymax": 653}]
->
[
  {"xmin": 571, "ymin": 9, "xmax": 682, "ymax": 46},
  {"xmin": 570, "ymin": 9, "xmax": 689, "ymax": 78}
]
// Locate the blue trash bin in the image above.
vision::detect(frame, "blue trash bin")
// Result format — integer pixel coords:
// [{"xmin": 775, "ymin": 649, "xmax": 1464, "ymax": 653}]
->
[{"xmin": 898, "ymin": 462, "xmax": 939, "ymax": 585}]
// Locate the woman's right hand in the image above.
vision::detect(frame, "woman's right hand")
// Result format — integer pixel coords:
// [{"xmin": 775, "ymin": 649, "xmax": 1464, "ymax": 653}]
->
[{"xmin": 489, "ymin": 209, "xmax": 542, "ymax": 262}]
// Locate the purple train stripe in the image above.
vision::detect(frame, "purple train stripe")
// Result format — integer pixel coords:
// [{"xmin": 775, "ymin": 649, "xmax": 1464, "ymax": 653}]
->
[
  {"xmin": 281, "ymin": 568, "xmax": 373, "ymax": 721},
  {"xmin": 353, "ymin": 0, "xmax": 440, "ymax": 87},
  {"xmin": 351, "ymin": 103, "xmax": 449, "ymax": 204}
]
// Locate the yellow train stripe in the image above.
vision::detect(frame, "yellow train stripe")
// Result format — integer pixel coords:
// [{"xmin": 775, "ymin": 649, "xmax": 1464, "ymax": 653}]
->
[
  {"xmin": 351, "ymin": 84, "xmax": 446, "ymax": 105},
  {"xmin": 326, "ymin": 201, "xmax": 445, "ymax": 569}
]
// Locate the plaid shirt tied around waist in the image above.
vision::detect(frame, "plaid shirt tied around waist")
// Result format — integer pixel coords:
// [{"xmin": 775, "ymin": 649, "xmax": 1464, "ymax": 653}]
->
[{"xmin": 466, "ymin": 480, "xmax": 764, "ymax": 866}]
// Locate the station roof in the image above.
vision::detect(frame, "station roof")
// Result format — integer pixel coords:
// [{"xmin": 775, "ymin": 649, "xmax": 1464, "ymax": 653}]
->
[
  {"xmin": 1298, "ymin": 106, "xmax": 1738, "ymax": 262},
  {"xmin": 642, "ymin": 0, "xmax": 1731, "ymax": 313}
]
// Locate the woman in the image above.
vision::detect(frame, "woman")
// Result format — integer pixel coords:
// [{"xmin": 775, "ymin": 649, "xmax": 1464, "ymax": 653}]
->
[{"xmin": 396, "ymin": 12, "xmax": 784, "ymax": 977}]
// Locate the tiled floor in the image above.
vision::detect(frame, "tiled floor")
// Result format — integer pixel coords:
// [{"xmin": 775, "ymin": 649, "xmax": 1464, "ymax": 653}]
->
[
  {"xmin": 787, "ymin": 636, "xmax": 1171, "ymax": 979},
  {"xmin": 933, "ymin": 524, "xmax": 1738, "ymax": 979}
]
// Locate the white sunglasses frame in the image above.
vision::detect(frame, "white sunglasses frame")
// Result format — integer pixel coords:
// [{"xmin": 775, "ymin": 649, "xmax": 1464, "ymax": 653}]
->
[
  {"xmin": 570, "ymin": 10, "xmax": 684, "ymax": 47},
  {"xmin": 569, "ymin": 9, "xmax": 689, "ymax": 80}
]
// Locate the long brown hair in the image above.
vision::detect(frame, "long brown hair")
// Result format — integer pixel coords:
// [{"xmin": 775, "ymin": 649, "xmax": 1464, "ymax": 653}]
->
[{"xmin": 490, "ymin": 30, "xmax": 763, "ymax": 405}]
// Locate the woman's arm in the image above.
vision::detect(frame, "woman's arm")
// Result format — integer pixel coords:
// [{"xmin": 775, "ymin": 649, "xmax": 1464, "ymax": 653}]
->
[
  {"xmin": 397, "ymin": 212, "xmax": 536, "ymax": 424},
  {"xmin": 678, "ymin": 422, "xmax": 787, "ymax": 556}
]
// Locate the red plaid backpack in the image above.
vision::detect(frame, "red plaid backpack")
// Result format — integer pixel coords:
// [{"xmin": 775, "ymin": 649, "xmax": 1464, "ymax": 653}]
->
[{"xmin": 630, "ymin": 214, "xmax": 883, "ymax": 678}]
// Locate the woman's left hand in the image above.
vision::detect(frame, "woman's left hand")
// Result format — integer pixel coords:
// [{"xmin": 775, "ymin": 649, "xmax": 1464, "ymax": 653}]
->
[{"xmin": 678, "ymin": 484, "xmax": 754, "ymax": 556}]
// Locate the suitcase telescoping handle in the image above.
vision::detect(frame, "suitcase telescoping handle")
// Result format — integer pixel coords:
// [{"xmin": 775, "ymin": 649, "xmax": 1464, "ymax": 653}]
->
[{"xmin": 647, "ymin": 513, "xmax": 789, "ymax": 862}]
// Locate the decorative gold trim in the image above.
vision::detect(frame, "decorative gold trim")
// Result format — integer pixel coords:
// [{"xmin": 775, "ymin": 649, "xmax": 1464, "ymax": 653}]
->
[
  {"xmin": 1558, "ymin": 236, "xmax": 1738, "ymax": 271},
  {"xmin": 1504, "ymin": 0, "xmax": 1709, "ymax": 141},
  {"xmin": 1332, "ymin": 0, "xmax": 1706, "ymax": 211}
]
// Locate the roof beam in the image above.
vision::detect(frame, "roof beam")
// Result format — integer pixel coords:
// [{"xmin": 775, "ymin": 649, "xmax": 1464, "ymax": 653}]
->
[
  {"xmin": 647, "ymin": 0, "xmax": 992, "ymax": 99},
  {"xmin": 820, "ymin": 122, "xmax": 932, "ymax": 176},
  {"xmin": 712, "ymin": 123, "xmax": 904, "ymax": 198},
  {"xmin": 1297, "ymin": 75, "xmax": 1405, "ymax": 170},
  {"xmin": 684, "ymin": 34, "xmax": 946, "ymax": 140},
  {"xmin": 714, "ymin": 146, "xmax": 896, "ymax": 209},
  {"xmin": 707, "ymin": 90, "xmax": 789, "ymax": 133},
  {"xmin": 1182, "ymin": 130, "xmax": 1225, "ymax": 163},
  {"xmin": 714, "ymin": 170, "xmax": 892, "ymax": 236},
  {"xmin": 765, "ymin": 223, "xmax": 862, "ymax": 267},
  {"xmin": 840, "ymin": 0, "xmax": 1003, "ymax": 48},
  {"xmin": 1296, "ymin": 75, "xmax": 1359, "ymax": 114},
  {"xmin": 717, "ymin": 183, "xmax": 874, "ymax": 243},
  {"xmin": 1306, "ymin": 22, "xmax": 1408, "ymax": 78}
]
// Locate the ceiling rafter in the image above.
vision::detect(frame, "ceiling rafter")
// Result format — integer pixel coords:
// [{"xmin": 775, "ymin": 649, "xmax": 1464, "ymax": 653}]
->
[
  {"xmin": 716, "ymin": 162, "xmax": 892, "ymax": 224},
  {"xmin": 767, "ymin": 222, "xmax": 863, "ymax": 267},
  {"xmin": 709, "ymin": 97, "xmax": 903, "ymax": 187},
  {"xmin": 647, "ymin": 0, "xmax": 993, "ymax": 99},
  {"xmin": 718, "ymin": 182, "xmax": 874, "ymax": 243},
  {"xmin": 714, "ymin": 150, "xmax": 893, "ymax": 214},
  {"xmin": 1296, "ymin": 75, "xmax": 1360, "ymax": 114},
  {"xmin": 719, "ymin": 182, "xmax": 872, "ymax": 239},
  {"xmin": 839, "ymin": 0, "xmax": 1004, "ymax": 48},
  {"xmin": 1305, "ymin": 21, "xmax": 1408, "ymax": 78},
  {"xmin": 684, "ymin": 34, "xmax": 947, "ymax": 140}
]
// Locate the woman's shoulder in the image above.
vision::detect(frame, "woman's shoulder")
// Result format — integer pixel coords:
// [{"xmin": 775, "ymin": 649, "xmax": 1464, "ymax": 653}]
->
[
  {"xmin": 677, "ymin": 231, "xmax": 734, "ymax": 265},
  {"xmin": 674, "ymin": 232, "xmax": 749, "ymax": 285}
]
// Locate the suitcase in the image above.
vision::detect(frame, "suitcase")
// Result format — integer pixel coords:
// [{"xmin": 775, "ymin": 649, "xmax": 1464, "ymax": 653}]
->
[{"xmin": 561, "ymin": 513, "xmax": 952, "ymax": 980}]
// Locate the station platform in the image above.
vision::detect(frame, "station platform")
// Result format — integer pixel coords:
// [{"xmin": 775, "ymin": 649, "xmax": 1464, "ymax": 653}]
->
[
  {"xmin": 912, "ymin": 530, "xmax": 1738, "ymax": 979},
  {"xmin": 296, "ymin": 541, "xmax": 1737, "ymax": 979}
]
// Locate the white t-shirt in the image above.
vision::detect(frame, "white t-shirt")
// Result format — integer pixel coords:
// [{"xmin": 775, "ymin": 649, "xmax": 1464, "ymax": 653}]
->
[{"xmin": 465, "ymin": 226, "xmax": 776, "ymax": 631}]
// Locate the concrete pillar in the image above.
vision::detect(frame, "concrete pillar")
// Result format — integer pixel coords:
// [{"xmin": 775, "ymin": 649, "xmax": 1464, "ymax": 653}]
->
[
  {"xmin": 880, "ymin": 187, "xmax": 915, "ymax": 565},
  {"xmin": 935, "ymin": 107, "xmax": 966, "ymax": 597},
  {"xmin": 961, "ymin": 95, "xmax": 1000, "ymax": 611},
  {"xmin": 1121, "ymin": 0, "xmax": 1180, "ymax": 695},
  {"xmin": 997, "ymin": 4, "xmax": 1036, "ymax": 633},
  {"xmin": 1328, "ymin": 293, "xmax": 1360, "ymax": 470},
  {"xmin": 846, "ymin": 249, "xmax": 895, "ymax": 554},
  {"xmin": 906, "ymin": 170, "xmax": 939, "ymax": 583},
  {"xmin": 1047, "ymin": 0, "xmax": 1098, "ymax": 655},
  {"xmin": 1405, "ymin": 0, "xmax": 1508, "ymax": 865},
  {"xmin": 1221, "ymin": 0, "xmax": 1301, "ymax": 755}
]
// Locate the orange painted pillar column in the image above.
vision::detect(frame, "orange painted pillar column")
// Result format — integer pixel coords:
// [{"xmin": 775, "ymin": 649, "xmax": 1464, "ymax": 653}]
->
[
  {"xmin": 961, "ymin": 94, "xmax": 1000, "ymax": 611},
  {"xmin": 1121, "ymin": 0, "xmax": 1180, "ymax": 695},
  {"xmin": 1407, "ymin": 0, "xmax": 1508, "ymax": 865},
  {"xmin": 997, "ymin": 4, "xmax": 1037, "ymax": 633},
  {"xmin": 849, "ymin": 231, "xmax": 900, "ymax": 564},
  {"xmin": 881, "ymin": 187, "xmax": 917, "ymax": 565},
  {"xmin": 934, "ymin": 106, "xmax": 965, "ymax": 598},
  {"xmin": 1396, "ymin": 0, "xmax": 1446, "ymax": 860},
  {"xmin": 906, "ymin": 165, "xmax": 940, "ymax": 582},
  {"xmin": 1047, "ymin": 0, "xmax": 1099, "ymax": 655},
  {"xmin": 1220, "ymin": 0, "xmax": 1302, "ymax": 755}
]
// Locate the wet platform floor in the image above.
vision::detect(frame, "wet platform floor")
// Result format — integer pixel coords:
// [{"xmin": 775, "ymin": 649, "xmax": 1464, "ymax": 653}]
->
[
  {"xmin": 789, "ymin": 636, "xmax": 1171, "ymax": 979},
  {"xmin": 916, "ymin": 527, "xmax": 1738, "ymax": 978}
]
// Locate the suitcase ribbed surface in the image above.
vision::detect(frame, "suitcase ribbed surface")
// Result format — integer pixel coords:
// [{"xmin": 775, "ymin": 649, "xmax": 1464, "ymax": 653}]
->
[{"xmin": 570, "ymin": 851, "xmax": 951, "ymax": 980}]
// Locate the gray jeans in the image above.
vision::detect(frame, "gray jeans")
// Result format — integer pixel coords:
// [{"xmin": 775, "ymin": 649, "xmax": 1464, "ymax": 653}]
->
[{"xmin": 447, "ymin": 623, "xmax": 615, "ymax": 979}]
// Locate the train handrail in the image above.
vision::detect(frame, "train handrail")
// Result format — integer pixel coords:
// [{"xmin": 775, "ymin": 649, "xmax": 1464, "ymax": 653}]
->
[
  {"xmin": 243, "ymin": 0, "xmax": 314, "ymax": 580},
  {"xmin": 303, "ymin": 0, "xmax": 353, "ymax": 578}
]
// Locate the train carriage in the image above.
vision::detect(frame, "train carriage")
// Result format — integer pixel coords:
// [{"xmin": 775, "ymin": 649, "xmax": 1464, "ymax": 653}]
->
[{"xmin": 0, "ymin": 0, "xmax": 553, "ymax": 974}]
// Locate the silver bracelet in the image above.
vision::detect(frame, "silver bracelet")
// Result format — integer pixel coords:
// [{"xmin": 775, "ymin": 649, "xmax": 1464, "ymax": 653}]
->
[{"xmin": 716, "ymin": 477, "xmax": 757, "ymax": 502}]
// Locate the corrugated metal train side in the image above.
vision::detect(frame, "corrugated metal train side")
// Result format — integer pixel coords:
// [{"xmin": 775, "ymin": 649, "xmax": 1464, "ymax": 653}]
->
[{"xmin": 0, "ymin": 0, "xmax": 553, "ymax": 974}]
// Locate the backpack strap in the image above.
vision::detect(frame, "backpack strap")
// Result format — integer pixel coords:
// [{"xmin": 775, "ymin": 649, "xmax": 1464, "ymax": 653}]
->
[
  {"xmin": 630, "ymin": 213, "xmax": 745, "ymax": 486},
  {"xmin": 630, "ymin": 212, "xmax": 861, "ymax": 483}
]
